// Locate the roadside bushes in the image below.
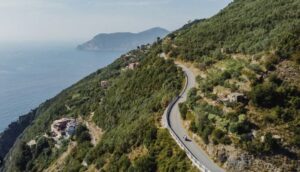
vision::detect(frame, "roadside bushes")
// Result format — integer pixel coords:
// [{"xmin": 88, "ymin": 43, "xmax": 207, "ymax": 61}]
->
[
  {"xmin": 187, "ymin": 88, "xmax": 199, "ymax": 107},
  {"xmin": 192, "ymin": 113, "xmax": 214, "ymax": 144},
  {"xmin": 179, "ymin": 103, "xmax": 188, "ymax": 120}
]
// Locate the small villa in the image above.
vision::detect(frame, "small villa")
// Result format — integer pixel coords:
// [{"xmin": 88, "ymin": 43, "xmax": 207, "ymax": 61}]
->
[
  {"xmin": 227, "ymin": 93, "xmax": 247, "ymax": 103},
  {"xmin": 127, "ymin": 62, "xmax": 140, "ymax": 70},
  {"xmin": 51, "ymin": 118, "xmax": 77, "ymax": 140},
  {"xmin": 100, "ymin": 80, "xmax": 109, "ymax": 89},
  {"xmin": 218, "ymin": 92, "xmax": 247, "ymax": 104}
]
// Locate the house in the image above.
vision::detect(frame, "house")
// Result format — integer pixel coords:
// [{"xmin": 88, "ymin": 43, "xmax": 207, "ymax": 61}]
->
[
  {"xmin": 218, "ymin": 92, "xmax": 247, "ymax": 105},
  {"xmin": 100, "ymin": 80, "xmax": 109, "ymax": 89},
  {"xmin": 127, "ymin": 62, "xmax": 140, "ymax": 70},
  {"xmin": 228, "ymin": 93, "xmax": 247, "ymax": 103},
  {"xmin": 51, "ymin": 118, "xmax": 77, "ymax": 140}
]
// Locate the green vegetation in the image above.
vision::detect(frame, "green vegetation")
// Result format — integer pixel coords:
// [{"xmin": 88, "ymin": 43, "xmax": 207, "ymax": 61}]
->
[
  {"xmin": 179, "ymin": 103, "xmax": 188, "ymax": 120},
  {"xmin": 2, "ymin": 0, "xmax": 300, "ymax": 171},
  {"xmin": 4, "ymin": 43, "xmax": 196, "ymax": 172},
  {"xmin": 162, "ymin": 0, "xmax": 300, "ymax": 170},
  {"xmin": 165, "ymin": 0, "xmax": 300, "ymax": 61}
]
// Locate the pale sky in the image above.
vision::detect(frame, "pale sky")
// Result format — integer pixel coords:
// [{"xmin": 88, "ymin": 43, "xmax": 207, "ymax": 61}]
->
[{"xmin": 0, "ymin": 0, "xmax": 232, "ymax": 43}]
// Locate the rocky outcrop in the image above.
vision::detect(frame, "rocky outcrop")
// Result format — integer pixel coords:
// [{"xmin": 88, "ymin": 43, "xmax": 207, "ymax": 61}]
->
[{"xmin": 0, "ymin": 109, "xmax": 37, "ymax": 161}]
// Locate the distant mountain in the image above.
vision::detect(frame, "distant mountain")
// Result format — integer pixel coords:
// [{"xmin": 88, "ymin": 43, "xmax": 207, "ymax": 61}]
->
[
  {"xmin": 3, "ymin": 0, "xmax": 300, "ymax": 172},
  {"xmin": 77, "ymin": 27, "xmax": 169, "ymax": 51}
]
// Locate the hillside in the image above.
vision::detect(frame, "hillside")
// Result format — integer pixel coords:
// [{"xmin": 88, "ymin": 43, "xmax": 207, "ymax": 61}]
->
[
  {"xmin": 162, "ymin": 0, "xmax": 300, "ymax": 171},
  {"xmin": 1, "ymin": 0, "xmax": 299, "ymax": 171},
  {"xmin": 77, "ymin": 27, "xmax": 169, "ymax": 51},
  {"xmin": 1, "ymin": 42, "xmax": 197, "ymax": 172}
]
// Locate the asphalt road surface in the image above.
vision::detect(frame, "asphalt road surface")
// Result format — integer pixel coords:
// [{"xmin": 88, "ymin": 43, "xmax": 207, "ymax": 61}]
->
[{"xmin": 168, "ymin": 63, "xmax": 225, "ymax": 172}]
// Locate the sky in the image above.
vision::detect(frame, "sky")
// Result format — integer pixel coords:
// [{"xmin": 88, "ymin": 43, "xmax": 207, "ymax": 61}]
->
[{"xmin": 0, "ymin": 0, "xmax": 232, "ymax": 43}]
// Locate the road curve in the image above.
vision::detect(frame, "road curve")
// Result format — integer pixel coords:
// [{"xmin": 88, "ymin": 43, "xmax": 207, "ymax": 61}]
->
[{"xmin": 165, "ymin": 63, "xmax": 225, "ymax": 172}]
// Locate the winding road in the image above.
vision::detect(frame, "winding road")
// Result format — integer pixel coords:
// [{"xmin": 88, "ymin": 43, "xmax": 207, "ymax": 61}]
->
[{"xmin": 163, "ymin": 63, "xmax": 225, "ymax": 172}]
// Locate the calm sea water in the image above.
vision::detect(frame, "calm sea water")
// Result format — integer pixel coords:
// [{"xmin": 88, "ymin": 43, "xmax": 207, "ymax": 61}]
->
[{"xmin": 0, "ymin": 42, "xmax": 123, "ymax": 132}]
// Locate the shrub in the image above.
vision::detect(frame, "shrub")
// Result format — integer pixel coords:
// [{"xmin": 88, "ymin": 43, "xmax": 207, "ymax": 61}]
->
[
  {"xmin": 189, "ymin": 120, "xmax": 197, "ymax": 133},
  {"xmin": 179, "ymin": 103, "xmax": 188, "ymax": 120},
  {"xmin": 263, "ymin": 112, "xmax": 279, "ymax": 124},
  {"xmin": 268, "ymin": 73, "xmax": 282, "ymax": 85},
  {"xmin": 133, "ymin": 155, "xmax": 156, "ymax": 172},
  {"xmin": 220, "ymin": 135, "xmax": 232, "ymax": 145},
  {"xmin": 264, "ymin": 54, "xmax": 280, "ymax": 70},
  {"xmin": 248, "ymin": 64, "xmax": 263, "ymax": 74},
  {"xmin": 229, "ymin": 122, "xmax": 238, "ymax": 133},
  {"xmin": 293, "ymin": 135, "xmax": 300, "ymax": 147},
  {"xmin": 250, "ymin": 82, "xmax": 279, "ymax": 108},
  {"xmin": 262, "ymin": 133, "xmax": 278, "ymax": 153},
  {"xmin": 15, "ymin": 142, "xmax": 32, "ymax": 171},
  {"xmin": 202, "ymin": 126, "xmax": 213, "ymax": 144},
  {"xmin": 34, "ymin": 137, "xmax": 50, "ymax": 156},
  {"xmin": 290, "ymin": 97, "xmax": 300, "ymax": 109},
  {"xmin": 206, "ymin": 93, "xmax": 218, "ymax": 100},
  {"xmin": 75, "ymin": 125, "xmax": 91, "ymax": 143},
  {"xmin": 212, "ymin": 129, "xmax": 226, "ymax": 145}
]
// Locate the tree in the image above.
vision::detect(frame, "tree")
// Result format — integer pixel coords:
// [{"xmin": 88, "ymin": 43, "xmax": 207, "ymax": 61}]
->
[
  {"xmin": 250, "ymin": 82, "xmax": 279, "ymax": 108},
  {"xmin": 262, "ymin": 133, "xmax": 278, "ymax": 153},
  {"xmin": 34, "ymin": 137, "xmax": 50, "ymax": 157},
  {"xmin": 212, "ymin": 129, "xmax": 225, "ymax": 145},
  {"xmin": 16, "ymin": 142, "xmax": 32, "ymax": 171},
  {"xmin": 134, "ymin": 155, "xmax": 156, "ymax": 172}
]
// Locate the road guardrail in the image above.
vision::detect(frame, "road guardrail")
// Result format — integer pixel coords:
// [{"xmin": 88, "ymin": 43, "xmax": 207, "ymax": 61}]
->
[{"xmin": 165, "ymin": 73, "xmax": 211, "ymax": 172}]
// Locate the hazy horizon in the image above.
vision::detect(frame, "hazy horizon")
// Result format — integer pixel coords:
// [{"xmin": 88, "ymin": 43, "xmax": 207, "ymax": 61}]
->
[{"xmin": 0, "ymin": 0, "xmax": 232, "ymax": 43}]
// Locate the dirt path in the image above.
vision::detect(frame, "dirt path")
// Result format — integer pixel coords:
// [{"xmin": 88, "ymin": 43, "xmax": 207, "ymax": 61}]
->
[{"xmin": 45, "ymin": 142, "xmax": 77, "ymax": 172}]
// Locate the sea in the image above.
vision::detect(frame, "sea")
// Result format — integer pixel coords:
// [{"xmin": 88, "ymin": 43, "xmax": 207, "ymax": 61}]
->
[{"xmin": 0, "ymin": 42, "xmax": 124, "ymax": 132}]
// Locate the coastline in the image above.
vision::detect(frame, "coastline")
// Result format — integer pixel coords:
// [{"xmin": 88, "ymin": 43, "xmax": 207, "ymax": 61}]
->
[{"xmin": 0, "ymin": 109, "xmax": 37, "ymax": 161}]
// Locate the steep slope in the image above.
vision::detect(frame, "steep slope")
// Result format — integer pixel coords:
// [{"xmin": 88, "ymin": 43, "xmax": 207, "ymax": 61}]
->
[
  {"xmin": 162, "ymin": 0, "xmax": 300, "ymax": 171},
  {"xmin": 78, "ymin": 27, "xmax": 169, "ymax": 51},
  {"xmin": 2, "ymin": 42, "xmax": 197, "ymax": 172},
  {"xmin": 166, "ymin": 0, "xmax": 299, "ymax": 60},
  {"xmin": 1, "ymin": 0, "xmax": 299, "ymax": 171}
]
